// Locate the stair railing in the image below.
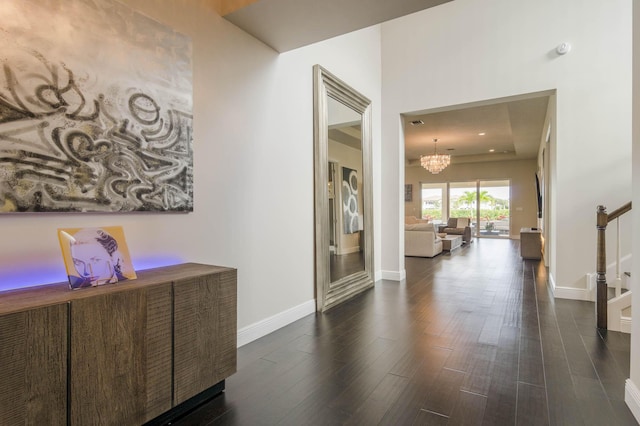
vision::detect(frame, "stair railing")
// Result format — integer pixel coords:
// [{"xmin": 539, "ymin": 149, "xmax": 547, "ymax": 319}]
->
[{"xmin": 596, "ymin": 202, "xmax": 632, "ymax": 329}]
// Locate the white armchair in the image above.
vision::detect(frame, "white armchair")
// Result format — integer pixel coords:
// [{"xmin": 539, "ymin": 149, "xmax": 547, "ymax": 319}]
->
[{"xmin": 405, "ymin": 222, "xmax": 443, "ymax": 257}]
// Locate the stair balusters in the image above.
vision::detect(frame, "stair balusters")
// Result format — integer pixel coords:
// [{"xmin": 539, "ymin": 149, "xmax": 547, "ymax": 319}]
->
[{"xmin": 596, "ymin": 202, "xmax": 632, "ymax": 330}]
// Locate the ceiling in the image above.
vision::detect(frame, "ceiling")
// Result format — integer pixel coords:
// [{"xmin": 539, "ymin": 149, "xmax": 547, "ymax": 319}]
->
[
  {"xmin": 216, "ymin": 0, "xmax": 452, "ymax": 52},
  {"xmin": 329, "ymin": 125, "xmax": 362, "ymax": 151},
  {"xmin": 404, "ymin": 94, "xmax": 551, "ymax": 166},
  {"xmin": 211, "ymin": 0, "xmax": 551, "ymax": 165}
]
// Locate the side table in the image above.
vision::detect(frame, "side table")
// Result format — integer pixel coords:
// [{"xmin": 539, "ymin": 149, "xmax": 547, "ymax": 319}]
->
[{"xmin": 520, "ymin": 228, "xmax": 542, "ymax": 259}]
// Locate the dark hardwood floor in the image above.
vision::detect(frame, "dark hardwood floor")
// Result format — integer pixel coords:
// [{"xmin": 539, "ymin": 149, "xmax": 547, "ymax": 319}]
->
[
  {"xmin": 331, "ymin": 251, "xmax": 365, "ymax": 282},
  {"xmin": 174, "ymin": 239, "xmax": 637, "ymax": 425}
]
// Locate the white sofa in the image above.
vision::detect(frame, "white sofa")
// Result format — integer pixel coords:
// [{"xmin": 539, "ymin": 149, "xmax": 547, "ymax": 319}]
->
[
  {"xmin": 405, "ymin": 222, "xmax": 443, "ymax": 258},
  {"xmin": 405, "ymin": 216, "xmax": 428, "ymax": 224}
]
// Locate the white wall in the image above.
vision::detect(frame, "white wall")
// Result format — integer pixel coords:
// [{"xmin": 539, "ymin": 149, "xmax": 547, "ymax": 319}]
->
[
  {"xmin": 539, "ymin": 95, "xmax": 555, "ymax": 269},
  {"xmin": 629, "ymin": 0, "xmax": 640, "ymax": 422},
  {"xmin": 0, "ymin": 0, "xmax": 382, "ymax": 336},
  {"xmin": 381, "ymin": 0, "xmax": 632, "ymax": 295}
]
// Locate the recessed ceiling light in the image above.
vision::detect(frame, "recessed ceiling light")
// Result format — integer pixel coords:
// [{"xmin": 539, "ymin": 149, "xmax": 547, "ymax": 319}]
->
[
  {"xmin": 410, "ymin": 120, "xmax": 424, "ymax": 125},
  {"xmin": 489, "ymin": 149, "xmax": 495, "ymax": 152},
  {"xmin": 478, "ymin": 132, "xmax": 486, "ymax": 136}
]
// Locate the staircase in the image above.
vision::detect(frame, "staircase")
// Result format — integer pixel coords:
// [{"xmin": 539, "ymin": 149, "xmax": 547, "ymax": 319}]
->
[
  {"xmin": 596, "ymin": 203, "xmax": 632, "ymax": 332},
  {"xmin": 607, "ymin": 272, "xmax": 632, "ymax": 333}
]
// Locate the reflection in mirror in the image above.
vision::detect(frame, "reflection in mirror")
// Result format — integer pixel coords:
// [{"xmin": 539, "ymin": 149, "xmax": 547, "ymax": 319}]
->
[
  {"xmin": 314, "ymin": 65, "xmax": 373, "ymax": 312},
  {"xmin": 327, "ymin": 97, "xmax": 364, "ymax": 282}
]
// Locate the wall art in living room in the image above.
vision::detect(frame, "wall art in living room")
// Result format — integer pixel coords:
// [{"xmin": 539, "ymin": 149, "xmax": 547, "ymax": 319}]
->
[
  {"xmin": 0, "ymin": 0, "xmax": 193, "ymax": 213},
  {"xmin": 58, "ymin": 226, "xmax": 137, "ymax": 289},
  {"xmin": 404, "ymin": 184, "xmax": 412, "ymax": 202},
  {"xmin": 342, "ymin": 167, "xmax": 359, "ymax": 234}
]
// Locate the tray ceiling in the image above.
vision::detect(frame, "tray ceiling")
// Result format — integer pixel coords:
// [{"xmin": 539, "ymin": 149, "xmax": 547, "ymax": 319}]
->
[{"xmin": 404, "ymin": 94, "xmax": 552, "ymax": 165}]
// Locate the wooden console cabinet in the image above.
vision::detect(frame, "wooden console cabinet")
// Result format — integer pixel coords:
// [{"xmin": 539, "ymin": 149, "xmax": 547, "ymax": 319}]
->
[{"xmin": 0, "ymin": 263, "xmax": 236, "ymax": 425}]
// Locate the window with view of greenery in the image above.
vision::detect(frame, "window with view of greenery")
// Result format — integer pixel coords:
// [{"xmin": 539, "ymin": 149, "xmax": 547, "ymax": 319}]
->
[
  {"xmin": 421, "ymin": 183, "xmax": 446, "ymax": 223},
  {"xmin": 420, "ymin": 180, "xmax": 510, "ymax": 237},
  {"xmin": 449, "ymin": 182, "xmax": 476, "ymax": 229},
  {"xmin": 479, "ymin": 180, "xmax": 510, "ymax": 236}
]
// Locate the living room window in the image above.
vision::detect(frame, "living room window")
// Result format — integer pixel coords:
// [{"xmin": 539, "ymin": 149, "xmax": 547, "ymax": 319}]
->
[
  {"xmin": 421, "ymin": 180, "xmax": 511, "ymax": 238},
  {"xmin": 449, "ymin": 181, "xmax": 478, "ymax": 232},
  {"xmin": 479, "ymin": 180, "xmax": 510, "ymax": 238},
  {"xmin": 420, "ymin": 183, "xmax": 446, "ymax": 225}
]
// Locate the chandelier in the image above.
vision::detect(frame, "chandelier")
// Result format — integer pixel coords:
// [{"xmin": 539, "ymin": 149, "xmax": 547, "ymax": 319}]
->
[{"xmin": 420, "ymin": 138, "xmax": 450, "ymax": 174}]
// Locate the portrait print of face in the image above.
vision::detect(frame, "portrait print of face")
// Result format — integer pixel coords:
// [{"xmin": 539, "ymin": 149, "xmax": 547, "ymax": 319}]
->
[
  {"xmin": 58, "ymin": 226, "xmax": 136, "ymax": 289},
  {"xmin": 70, "ymin": 228, "xmax": 122, "ymax": 287}
]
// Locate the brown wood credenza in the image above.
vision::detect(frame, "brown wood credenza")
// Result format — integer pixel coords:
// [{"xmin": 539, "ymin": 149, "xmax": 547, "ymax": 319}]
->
[{"xmin": 0, "ymin": 263, "xmax": 237, "ymax": 425}]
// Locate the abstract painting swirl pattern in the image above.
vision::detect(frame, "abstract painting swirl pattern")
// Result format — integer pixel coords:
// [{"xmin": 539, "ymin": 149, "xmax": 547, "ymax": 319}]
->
[
  {"xmin": 0, "ymin": 0, "xmax": 193, "ymax": 212},
  {"xmin": 342, "ymin": 167, "xmax": 359, "ymax": 234}
]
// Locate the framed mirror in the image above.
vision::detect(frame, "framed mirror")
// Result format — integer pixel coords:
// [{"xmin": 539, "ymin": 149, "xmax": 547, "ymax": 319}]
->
[{"xmin": 313, "ymin": 65, "xmax": 374, "ymax": 312}]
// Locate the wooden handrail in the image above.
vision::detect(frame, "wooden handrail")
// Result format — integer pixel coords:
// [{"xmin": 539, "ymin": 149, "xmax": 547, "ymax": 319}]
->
[
  {"xmin": 607, "ymin": 201, "xmax": 632, "ymax": 223},
  {"xmin": 596, "ymin": 202, "xmax": 632, "ymax": 329}
]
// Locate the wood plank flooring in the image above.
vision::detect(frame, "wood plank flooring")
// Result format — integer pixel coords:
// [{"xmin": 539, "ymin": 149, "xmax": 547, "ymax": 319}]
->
[
  {"xmin": 331, "ymin": 252, "xmax": 365, "ymax": 282},
  {"xmin": 174, "ymin": 239, "xmax": 637, "ymax": 425}
]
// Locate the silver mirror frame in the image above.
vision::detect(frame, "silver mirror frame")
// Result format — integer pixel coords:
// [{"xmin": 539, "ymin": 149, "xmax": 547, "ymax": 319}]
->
[{"xmin": 313, "ymin": 65, "xmax": 374, "ymax": 312}]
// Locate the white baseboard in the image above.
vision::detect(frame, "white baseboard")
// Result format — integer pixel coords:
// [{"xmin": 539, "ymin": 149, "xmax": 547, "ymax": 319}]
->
[
  {"xmin": 237, "ymin": 299, "xmax": 315, "ymax": 347},
  {"xmin": 381, "ymin": 269, "xmax": 406, "ymax": 281},
  {"xmin": 625, "ymin": 379, "xmax": 640, "ymax": 424},
  {"xmin": 374, "ymin": 270, "xmax": 383, "ymax": 282},
  {"xmin": 549, "ymin": 272, "xmax": 594, "ymax": 301},
  {"xmin": 586, "ymin": 272, "xmax": 596, "ymax": 295},
  {"xmin": 549, "ymin": 273, "xmax": 556, "ymax": 292},
  {"xmin": 552, "ymin": 285, "xmax": 593, "ymax": 301}
]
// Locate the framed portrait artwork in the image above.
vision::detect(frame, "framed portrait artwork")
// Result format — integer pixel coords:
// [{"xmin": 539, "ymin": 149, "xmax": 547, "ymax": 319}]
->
[{"xmin": 58, "ymin": 226, "xmax": 136, "ymax": 289}]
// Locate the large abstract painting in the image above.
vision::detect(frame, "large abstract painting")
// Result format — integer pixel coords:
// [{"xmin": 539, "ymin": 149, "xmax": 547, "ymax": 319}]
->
[
  {"xmin": 0, "ymin": 0, "xmax": 193, "ymax": 212},
  {"xmin": 342, "ymin": 167, "xmax": 359, "ymax": 234}
]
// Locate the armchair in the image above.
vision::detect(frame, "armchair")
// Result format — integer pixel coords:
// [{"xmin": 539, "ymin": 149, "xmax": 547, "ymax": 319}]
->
[{"xmin": 438, "ymin": 217, "xmax": 472, "ymax": 243}]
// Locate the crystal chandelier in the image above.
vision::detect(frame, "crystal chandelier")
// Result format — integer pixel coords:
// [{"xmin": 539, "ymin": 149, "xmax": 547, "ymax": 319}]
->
[{"xmin": 420, "ymin": 138, "xmax": 450, "ymax": 174}]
